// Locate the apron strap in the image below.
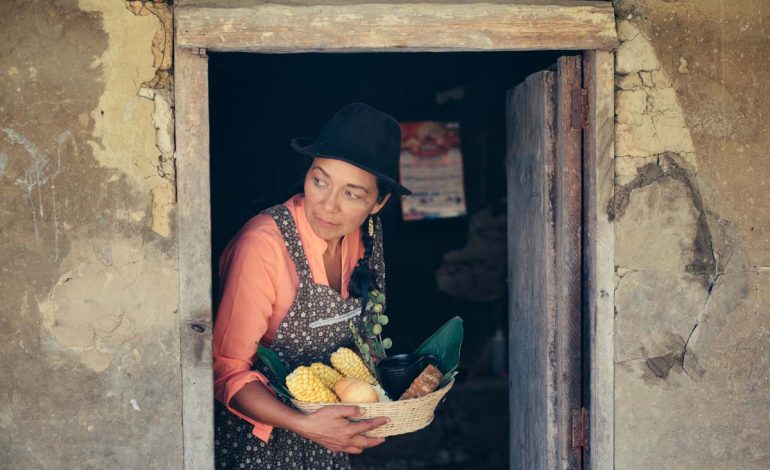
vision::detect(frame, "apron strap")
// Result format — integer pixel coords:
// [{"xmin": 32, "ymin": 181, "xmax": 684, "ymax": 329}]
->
[{"xmin": 262, "ymin": 205, "xmax": 314, "ymax": 285}]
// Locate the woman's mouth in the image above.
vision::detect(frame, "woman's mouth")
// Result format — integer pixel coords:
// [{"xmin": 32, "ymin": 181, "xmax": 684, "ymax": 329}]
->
[{"xmin": 316, "ymin": 216, "xmax": 338, "ymax": 227}]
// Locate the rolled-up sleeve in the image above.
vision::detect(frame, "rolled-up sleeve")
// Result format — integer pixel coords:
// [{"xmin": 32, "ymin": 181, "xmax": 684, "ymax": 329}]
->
[{"xmin": 213, "ymin": 227, "xmax": 280, "ymax": 441}]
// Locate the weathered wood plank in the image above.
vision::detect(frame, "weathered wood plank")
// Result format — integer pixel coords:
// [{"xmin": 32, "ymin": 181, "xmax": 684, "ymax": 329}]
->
[
  {"xmin": 175, "ymin": 46, "xmax": 214, "ymax": 470},
  {"xmin": 555, "ymin": 55, "xmax": 583, "ymax": 470},
  {"xmin": 507, "ymin": 69, "xmax": 558, "ymax": 470},
  {"xmin": 582, "ymin": 49, "xmax": 615, "ymax": 470},
  {"xmin": 177, "ymin": 0, "xmax": 616, "ymax": 5},
  {"xmin": 176, "ymin": 3, "xmax": 618, "ymax": 52},
  {"xmin": 508, "ymin": 55, "xmax": 586, "ymax": 469}
]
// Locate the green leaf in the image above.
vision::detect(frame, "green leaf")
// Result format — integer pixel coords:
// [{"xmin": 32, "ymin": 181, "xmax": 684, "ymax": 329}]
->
[
  {"xmin": 372, "ymin": 341, "xmax": 384, "ymax": 358},
  {"xmin": 440, "ymin": 370, "xmax": 459, "ymax": 388},
  {"xmin": 414, "ymin": 316, "xmax": 464, "ymax": 375},
  {"xmin": 256, "ymin": 345, "xmax": 293, "ymax": 399}
]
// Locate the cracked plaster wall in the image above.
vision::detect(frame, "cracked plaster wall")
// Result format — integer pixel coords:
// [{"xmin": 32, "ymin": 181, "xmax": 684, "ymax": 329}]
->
[
  {"xmin": 612, "ymin": 1, "xmax": 770, "ymax": 468},
  {"xmin": 2, "ymin": 0, "xmax": 769, "ymax": 468},
  {"xmin": 0, "ymin": 0, "xmax": 182, "ymax": 468}
]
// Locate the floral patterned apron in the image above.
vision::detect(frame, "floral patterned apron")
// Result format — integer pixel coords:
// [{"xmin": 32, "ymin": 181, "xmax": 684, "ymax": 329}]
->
[{"xmin": 215, "ymin": 204, "xmax": 385, "ymax": 470}]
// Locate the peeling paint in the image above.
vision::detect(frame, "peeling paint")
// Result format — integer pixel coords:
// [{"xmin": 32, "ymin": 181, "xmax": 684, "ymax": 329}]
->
[
  {"xmin": 150, "ymin": 183, "xmax": 175, "ymax": 237},
  {"xmin": 611, "ymin": 156, "xmax": 716, "ymax": 287},
  {"xmin": 612, "ymin": 21, "xmax": 717, "ymax": 290},
  {"xmin": 79, "ymin": 0, "xmax": 171, "ymax": 236},
  {"xmin": 614, "ymin": 20, "xmax": 696, "ymax": 177},
  {"xmin": 75, "ymin": 0, "xmax": 178, "ymax": 239},
  {"xmin": 38, "ymin": 237, "xmax": 178, "ymax": 372},
  {"xmin": 130, "ymin": 398, "xmax": 142, "ymax": 412},
  {"xmin": 645, "ymin": 350, "xmax": 681, "ymax": 380},
  {"xmin": 0, "ymin": 152, "xmax": 7, "ymax": 178},
  {"xmin": 126, "ymin": 0, "xmax": 173, "ymax": 91},
  {"xmin": 138, "ymin": 87, "xmax": 176, "ymax": 237}
]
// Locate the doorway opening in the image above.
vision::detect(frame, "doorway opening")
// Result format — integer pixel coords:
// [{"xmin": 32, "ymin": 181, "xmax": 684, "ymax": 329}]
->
[
  {"xmin": 209, "ymin": 50, "xmax": 567, "ymax": 469},
  {"xmin": 175, "ymin": 4, "xmax": 617, "ymax": 469}
]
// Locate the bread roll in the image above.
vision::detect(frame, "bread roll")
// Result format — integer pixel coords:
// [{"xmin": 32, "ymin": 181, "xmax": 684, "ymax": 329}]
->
[
  {"xmin": 333, "ymin": 377, "xmax": 355, "ymax": 397},
  {"xmin": 333, "ymin": 377, "xmax": 379, "ymax": 403}
]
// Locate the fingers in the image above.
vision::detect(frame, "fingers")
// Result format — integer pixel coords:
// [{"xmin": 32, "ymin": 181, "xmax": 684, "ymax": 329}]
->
[
  {"xmin": 349, "ymin": 416, "xmax": 389, "ymax": 435},
  {"xmin": 327, "ymin": 435, "xmax": 384, "ymax": 455},
  {"xmin": 338, "ymin": 436, "xmax": 384, "ymax": 454},
  {"xmin": 325, "ymin": 405, "xmax": 364, "ymax": 419},
  {"xmin": 308, "ymin": 407, "xmax": 388, "ymax": 455},
  {"xmin": 351, "ymin": 435, "xmax": 386, "ymax": 450}
]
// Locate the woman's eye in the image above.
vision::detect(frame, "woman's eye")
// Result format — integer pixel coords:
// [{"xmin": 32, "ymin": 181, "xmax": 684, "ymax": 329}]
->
[
  {"xmin": 345, "ymin": 190, "xmax": 361, "ymax": 200},
  {"xmin": 313, "ymin": 177, "xmax": 327, "ymax": 187}
]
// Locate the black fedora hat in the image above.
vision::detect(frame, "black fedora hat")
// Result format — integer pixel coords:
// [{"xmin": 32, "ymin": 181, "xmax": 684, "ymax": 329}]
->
[{"xmin": 290, "ymin": 103, "xmax": 412, "ymax": 196}]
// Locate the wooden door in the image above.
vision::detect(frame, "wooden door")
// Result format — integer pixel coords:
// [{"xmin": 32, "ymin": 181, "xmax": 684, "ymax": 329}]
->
[{"xmin": 507, "ymin": 56, "xmax": 584, "ymax": 470}]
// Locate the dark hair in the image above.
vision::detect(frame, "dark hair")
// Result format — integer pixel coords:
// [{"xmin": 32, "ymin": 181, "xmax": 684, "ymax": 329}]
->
[{"xmin": 348, "ymin": 178, "xmax": 391, "ymax": 298}]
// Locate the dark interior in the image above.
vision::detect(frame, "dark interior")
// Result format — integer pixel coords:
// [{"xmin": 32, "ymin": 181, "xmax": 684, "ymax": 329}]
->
[{"xmin": 209, "ymin": 50, "xmax": 566, "ymax": 469}]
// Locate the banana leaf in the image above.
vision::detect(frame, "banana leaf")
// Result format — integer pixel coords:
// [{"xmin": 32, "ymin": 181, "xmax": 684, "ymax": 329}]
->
[
  {"xmin": 257, "ymin": 345, "xmax": 294, "ymax": 399},
  {"xmin": 414, "ymin": 316, "xmax": 464, "ymax": 385}
]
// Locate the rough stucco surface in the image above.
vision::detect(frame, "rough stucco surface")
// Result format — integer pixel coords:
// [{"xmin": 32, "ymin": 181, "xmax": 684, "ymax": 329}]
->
[
  {"xmin": 0, "ymin": 1, "xmax": 182, "ymax": 468},
  {"xmin": 2, "ymin": 0, "xmax": 769, "ymax": 468},
  {"xmin": 613, "ymin": 0, "xmax": 770, "ymax": 468}
]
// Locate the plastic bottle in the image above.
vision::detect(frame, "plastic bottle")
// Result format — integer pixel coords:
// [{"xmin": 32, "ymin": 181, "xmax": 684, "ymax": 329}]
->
[{"xmin": 491, "ymin": 327, "xmax": 506, "ymax": 376}]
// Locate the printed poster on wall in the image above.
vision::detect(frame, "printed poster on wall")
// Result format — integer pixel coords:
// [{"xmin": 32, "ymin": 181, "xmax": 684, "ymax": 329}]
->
[{"xmin": 399, "ymin": 121, "xmax": 467, "ymax": 221}]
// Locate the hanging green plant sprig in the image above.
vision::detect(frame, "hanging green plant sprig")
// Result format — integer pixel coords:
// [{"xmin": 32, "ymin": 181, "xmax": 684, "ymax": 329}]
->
[{"xmin": 349, "ymin": 289, "xmax": 392, "ymax": 379}]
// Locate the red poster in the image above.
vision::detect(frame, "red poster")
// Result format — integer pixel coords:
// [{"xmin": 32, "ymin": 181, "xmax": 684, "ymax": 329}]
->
[{"xmin": 399, "ymin": 122, "xmax": 467, "ymax": 221}]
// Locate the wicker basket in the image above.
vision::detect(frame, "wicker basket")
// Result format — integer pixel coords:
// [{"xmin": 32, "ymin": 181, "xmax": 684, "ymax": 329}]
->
[{"xmin": 290, "ymin": 379, "xmax": 455, "ymax": 437}]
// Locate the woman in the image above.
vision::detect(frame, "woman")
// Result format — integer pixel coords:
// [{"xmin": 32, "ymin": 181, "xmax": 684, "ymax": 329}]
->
[{"xmin": 213, "ymin": 103, "xmax": 411, "ymax": 469}]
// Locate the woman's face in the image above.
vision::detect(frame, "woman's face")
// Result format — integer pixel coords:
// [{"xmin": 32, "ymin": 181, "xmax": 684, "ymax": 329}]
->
[{"xmin": 303, "ymin": 157, "xmax": 391, "ymax": 242}]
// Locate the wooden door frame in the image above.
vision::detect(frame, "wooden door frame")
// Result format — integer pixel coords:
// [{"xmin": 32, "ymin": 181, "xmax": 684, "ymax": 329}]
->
[{"xmin": 174, "ymin": 3, "xmax": 617, "ymax": 469}]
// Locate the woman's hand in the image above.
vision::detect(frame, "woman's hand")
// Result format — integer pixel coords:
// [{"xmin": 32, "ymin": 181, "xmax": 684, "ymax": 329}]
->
[
  {"xmin": 230, "ymin": 382, "xmax": 387, "ymax": 454},
  {"xmin": 294, "ymin": 405, "xmax": 389, "ymax": 454}
]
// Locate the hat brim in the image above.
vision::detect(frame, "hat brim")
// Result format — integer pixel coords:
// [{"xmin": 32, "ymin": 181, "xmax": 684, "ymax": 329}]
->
[{"xmin": 290, "ymin": 137, "xmax": 412, "ymax": 196}]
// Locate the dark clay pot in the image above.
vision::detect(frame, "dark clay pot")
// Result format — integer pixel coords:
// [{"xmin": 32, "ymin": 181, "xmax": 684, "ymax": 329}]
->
[{"xmin": 376, "ymin": 353, "xmax": 440, "ymax": 399}]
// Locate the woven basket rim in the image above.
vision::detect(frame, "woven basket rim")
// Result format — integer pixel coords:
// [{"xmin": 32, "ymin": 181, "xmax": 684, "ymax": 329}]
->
[
  {"xmin": 289, "ymin": 379, "xmax": 455, "ymax": 437},
  {"xmin": 289, "ymin": 378, "xmax": 455, "ymax": 407}
]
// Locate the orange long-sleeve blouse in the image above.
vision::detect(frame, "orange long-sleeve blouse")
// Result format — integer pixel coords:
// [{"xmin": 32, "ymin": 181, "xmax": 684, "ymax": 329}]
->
[{"xmin": 213, "ymin": 194, "xmax": 364, "ymax": 442}]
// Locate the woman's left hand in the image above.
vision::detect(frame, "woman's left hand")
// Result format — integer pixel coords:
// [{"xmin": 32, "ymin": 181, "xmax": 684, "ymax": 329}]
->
[{"xmin": 293, "ymin": 405, "xmax": 389, "ymax": 454}]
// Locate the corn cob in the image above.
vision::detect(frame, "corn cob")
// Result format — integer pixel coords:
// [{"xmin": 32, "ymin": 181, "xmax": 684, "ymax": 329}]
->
[
  {"xmin": 330, "ymin": 347, "xmax": 378, "ymax": 385},
  {"xmin": 285, "ymin": 366, "xmax": 339, "ymax": 403},
  {"xmin": 309, "ymin": 362, "xmax": 343, "ymax": 389}
]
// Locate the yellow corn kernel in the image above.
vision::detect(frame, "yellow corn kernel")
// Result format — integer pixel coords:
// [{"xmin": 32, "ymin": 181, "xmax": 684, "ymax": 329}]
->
[
  {"xmin": 286, "ymin": 366, "xmax": 339, "ymax": 403},
  {"xmin": 310, "ymin": 362, "xmax": 343, "ymax": 389},
  {"xmin": 330, "ymin": 347, "xmax": 378, "ymax": 385}
]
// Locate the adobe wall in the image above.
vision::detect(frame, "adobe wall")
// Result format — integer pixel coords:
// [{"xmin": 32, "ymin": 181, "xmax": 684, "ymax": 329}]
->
[
  {"xmin": 0, "ymin": 1, "xmax": 182, "ymax": 468},
  {"xmin": 612, "ymin": 1, "xmax": 770, "ymax": 467}
]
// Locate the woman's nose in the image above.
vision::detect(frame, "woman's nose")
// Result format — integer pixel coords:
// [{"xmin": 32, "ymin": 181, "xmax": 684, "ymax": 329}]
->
[{"xmin": 322, "ymin": 193, "xmax": 339, "ymax": 212}]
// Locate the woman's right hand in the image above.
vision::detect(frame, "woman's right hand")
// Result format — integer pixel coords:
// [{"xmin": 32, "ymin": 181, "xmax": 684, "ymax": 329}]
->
[{"xmin": 294, "ymin": 405, "xmax": 389, "ymax": 454}]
